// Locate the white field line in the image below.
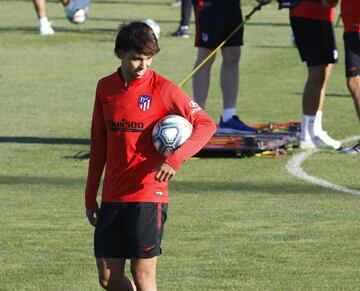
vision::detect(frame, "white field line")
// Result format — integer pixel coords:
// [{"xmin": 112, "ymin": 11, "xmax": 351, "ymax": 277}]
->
[{"xmin": 286, "ymin": 135, "xmax": 360, "ymax": 195}]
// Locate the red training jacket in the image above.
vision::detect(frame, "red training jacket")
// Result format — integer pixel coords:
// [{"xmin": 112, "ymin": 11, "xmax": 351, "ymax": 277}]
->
[
  {"xmin": 341, "ymin": 0, "xmax": 360, "ymax": 32},
  {"xmin": 290, "ymin": 1, "xmax": 335, "ymax": 22},
  {"xmin": 85, "ymin": 69, "xmax": 216, "ymax": 209}
]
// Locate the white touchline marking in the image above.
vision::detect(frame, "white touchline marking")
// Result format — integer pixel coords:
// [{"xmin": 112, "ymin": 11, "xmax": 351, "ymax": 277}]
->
[{"xmin": 286, "ymin": 135, "xmax": 360, "ymax": 195}]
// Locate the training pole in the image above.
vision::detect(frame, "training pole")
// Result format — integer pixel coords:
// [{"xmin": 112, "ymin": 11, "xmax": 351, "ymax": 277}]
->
[{"xmin": 178, "ymin": 2, "xmax": 264, "ymax": 88}]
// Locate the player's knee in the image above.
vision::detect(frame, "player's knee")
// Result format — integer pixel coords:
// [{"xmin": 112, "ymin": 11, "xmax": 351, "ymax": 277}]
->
[
  {"xmin": 98, "ymin": 273, "xmax": 113, "ymax": 290},
  {"xmin": 347, "ymin": 76, "xmax": 358, "ymax": 90},
  {"xmin": 222, "ymin": 55, "xmax": 240, "ymax": 69},
  {"xmin": 307, "ymin": 73, "xmax": 326, "ymax": 86},
  {"xmin": 131, "ymin": 266, "xmax": 154, "ymax": 287},
  {"xmin": 98, "ymin": 276, "xmax": 110, "ymax": 290}
]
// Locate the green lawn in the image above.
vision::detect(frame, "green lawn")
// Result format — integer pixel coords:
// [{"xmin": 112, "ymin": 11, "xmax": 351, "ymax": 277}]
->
[{"xmin": 0, "ymin": 0, "xmax": 359, "ymax": 290}]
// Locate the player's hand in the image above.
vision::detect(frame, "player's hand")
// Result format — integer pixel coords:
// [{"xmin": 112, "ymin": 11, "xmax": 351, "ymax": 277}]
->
[
  {"xmin": 86, "ymin": 207, "xmax": 99, "ymax": 227},
  {"xmin": 155, "ymin": 162, "xmax": 176, "ymax": 182}
]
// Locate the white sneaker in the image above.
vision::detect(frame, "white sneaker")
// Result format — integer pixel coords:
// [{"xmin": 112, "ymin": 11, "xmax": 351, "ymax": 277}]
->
[
  {"xmin": 40, "ymin": 22, "xmax": 55, "ymax": 35},
  {"xmin": 300, "ymin": 140, "xmax": 316, "ymax": 150},
  {"xmin": 313, "ymin": 131, "xmax": 341, "ymax": 150}
]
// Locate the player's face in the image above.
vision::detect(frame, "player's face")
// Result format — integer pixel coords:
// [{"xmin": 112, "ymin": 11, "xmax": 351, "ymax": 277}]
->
[{"xmin": 120, "ymin": 51, "xmax": 153, "ymax": 83}]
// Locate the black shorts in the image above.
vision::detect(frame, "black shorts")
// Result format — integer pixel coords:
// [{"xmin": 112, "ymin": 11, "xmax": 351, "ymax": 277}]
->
[
  {"xmin": 343, "ymin": 32, "xmax": 360, "ymax": 77},
  {"xmin": 94, "ymin": 202, "xmax": 168, "ymax": 259},
  {"xmin": 193, "ymin": 2, "xmax": 243, "ymax": 48},
  {"xmin": 290, "ymin": 16, "xmax": 338, "ymax": 67}
]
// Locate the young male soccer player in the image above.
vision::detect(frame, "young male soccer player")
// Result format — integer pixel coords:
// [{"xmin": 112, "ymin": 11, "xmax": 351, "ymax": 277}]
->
[
  {"xmin": 338, "ymin": 0, "xmax": 360, "ymax": 154},
  {"xmin": 84, "ymin": 22, "xmax": 216, "ymax": 291},
  {"xmin": 288, "ymin": 0, "xmax": 341, "ymax": 149}
]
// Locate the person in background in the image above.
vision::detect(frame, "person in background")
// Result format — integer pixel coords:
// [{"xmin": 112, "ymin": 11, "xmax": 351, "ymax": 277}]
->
[
  {"xmin": 171, "ymin": 0, "xmax": 192, "ymax": 38},
  {"xmin": 192, "ymin": 0, "xmax": 257, "ymax": 134},
  {"xmin": 288, "ymin": 0, "xmax": 341, "ymax": 149},
  {"xmin": 338, "ymin": 0, "xmax": 360, "ymax": 154},
  {"xmin": 85, "ymin": 22, "xmax": 216, "ymax": 291},
  {"xmin": 32, "ymin": 0, "xmax": 89, "ymax": 35}
]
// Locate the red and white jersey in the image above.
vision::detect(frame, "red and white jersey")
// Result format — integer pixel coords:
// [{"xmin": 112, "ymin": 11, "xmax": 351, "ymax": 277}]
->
[
  {"xmin": 290, "ymin": 1, "xmax": 335, "ymax": 22},
  {"xmin": 341, "ymin": 0, "xmax": 360, "ymax": 32},
  {"xmin": 85, "ymin": 69, "xmax": 216, "ymax": 209}
]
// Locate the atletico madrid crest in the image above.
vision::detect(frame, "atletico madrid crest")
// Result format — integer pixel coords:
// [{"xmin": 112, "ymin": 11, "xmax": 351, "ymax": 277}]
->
[{"xmin": 138, "ymin": 95, "xmax": 152, "ymax": 112}]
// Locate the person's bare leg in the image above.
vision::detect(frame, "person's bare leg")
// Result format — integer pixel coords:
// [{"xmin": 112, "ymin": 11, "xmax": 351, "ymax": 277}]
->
[
  {"xmin": 130, "ymin": 257, "xmax": 158, "ymax": 291},
  {"xmin": 192, "ymin": 47, "xmax": 216, "ymax": 109},
  {"xmin": 32, "ymin": 0, "xmax": 46, "ymax": 19},
  {"xmin": 96, "ymin": 258, "xmax": 136, "ymax": 291},
  {"xmin": 302, "ymin": 64, "xmax": 340, "ymax": 148},
  {"xmin": 220, "ymin": 46, "xmax": 241, "ymax": 109},
  {"xmin": 347, "ymin": 75, "xmax": 360, "ymax": 121},
  {"xmin": 303, "ymin": 64, "xmax": 332, "ymax": 115}
]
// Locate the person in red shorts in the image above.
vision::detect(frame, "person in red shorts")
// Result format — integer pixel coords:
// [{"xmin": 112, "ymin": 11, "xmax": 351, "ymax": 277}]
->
[
  {"xmin": 84, "ymin": 22, "xmax": 216, "ymax": 291},
  {"xmin": 338, "ymin": 0, "xmax": 360, "ymax": 154},
  {"xmin": 287, "ymin": 0, "xmax": 341, "ymax": 150}
]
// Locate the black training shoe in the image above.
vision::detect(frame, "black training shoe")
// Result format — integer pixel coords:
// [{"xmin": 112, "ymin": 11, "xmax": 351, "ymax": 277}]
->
[
  {"xmin": 339, "ymin": 142, "xmax": 360, "ymax": 155},
  {"xmin": 171, "ymin": 26, "xmax": 189, "ymax": 38}
]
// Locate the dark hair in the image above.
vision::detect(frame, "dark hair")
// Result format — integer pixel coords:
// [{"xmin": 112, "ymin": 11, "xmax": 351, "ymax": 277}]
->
[{"xmin": 114, "ymin": 22, "xmax": 160, "ymax": 59}]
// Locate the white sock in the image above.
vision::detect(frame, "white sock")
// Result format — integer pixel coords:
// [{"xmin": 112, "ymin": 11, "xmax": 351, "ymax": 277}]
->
[
  {"xmin": 301, "ymin": 114, "xmax": 315, "ymax": 141},
  {"xmin": 39, "ymin": 17, "xmax": 50, "ymax": 27},
  {"xmin": 222, "ymin": 108, "xmax": 237, "ymax": 122},
  {"xmin": 313, "ymin": 110, "xmax": 323, "ymax": 136}
]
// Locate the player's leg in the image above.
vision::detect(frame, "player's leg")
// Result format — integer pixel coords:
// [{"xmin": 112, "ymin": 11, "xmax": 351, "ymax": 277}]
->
[
  {"xmin": 217, "ymin": 5, "xmax": 256, "ymax": 133},
  {"xmin": 347, "ymin": 75, "xmax": 360, "ymax": 120},
  {"xmin": 96, "ymin": 258, "xmax": 136, "ymax": 291},
  {"xmin": 94, "ymin": 203, "xmax": 137, "ymax": 290},
  {"xmin": 192, "ymin": 47, "xmax": 216, "ymax": 109},
  {"xmin": 292, "ymin": 17, "xmax": 339, "ymax": 149},
  {"xmin": 218, "ymin": 46, "xmax": 257, "ymax": 133},
  {"xmin": 344, "ymin": 31, "xmax": 360, "ymax": 121},
  {"xmin": 302, "ymin": 64, "xmax": 341, "ymax": 149},
  {"xmin": 220, "ymin": 46, "xmax": 241, "ymax": 109},
  {"xmin": 340, "ymin": 32, "xmax": 360, "ymax": 154},
  {"xmin": 303, "ymin": 64, "xmax": 332, "ymax": 116},
  {"xmin": 130, "ymin": 257, "xmax": 158, "ymax": 291},
  {"xmin": 32, "ymin": 0, "xmax": 46, "ymax": 18},
  {"xmin": 32, "ymin": 0, "xmax": 54, "ymax": 35},
  {"xmin": 128, "ymin": 202, "xmax": 167, "ymax": 291},
  {"xmin": 172, "ymin": 0, "xmax": 192, "ymax": 37}
]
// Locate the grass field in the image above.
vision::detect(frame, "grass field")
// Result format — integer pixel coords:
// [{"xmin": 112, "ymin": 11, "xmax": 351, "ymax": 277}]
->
[{"xmin": 1, "ymin": 0, "xmax": 360, "ymax": 290}]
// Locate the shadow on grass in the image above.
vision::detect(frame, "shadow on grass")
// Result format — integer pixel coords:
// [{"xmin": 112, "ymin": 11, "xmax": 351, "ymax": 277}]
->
[
  {"xmin": 292, "ymin": 92, "xmax": 351, "ymax": 98},
  {"xmin": 170, "ymin": 180, "xmax": 331, "ymax": 195},
  {"xmin": 0, "ymin": 175, "xmax": 330, "ymax": 195},
  {"xmin": 0, "ymin": 136, "xmax": 89, "ymax": 145},
  {"xmin": 0, "ymin": 26, "xmax": 117, "ymax": 35},
  {"xmin": 0, "ymin": 175, "xmax": 85, "ymax": 186}
]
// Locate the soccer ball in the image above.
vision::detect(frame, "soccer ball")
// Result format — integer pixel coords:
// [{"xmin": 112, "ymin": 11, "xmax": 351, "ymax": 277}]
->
[
  {"xmin": 152, "ymin": 115, "xmax": 193, "ymax": 156},
  {"xmin": 65, "ymin": 0, "xmax": 91, "ymax": 24},
  {"xmin": 142, "ymin": 19, "xmax": 160, "ymax": 39},
  {"xmin": 66, "ymin": 8, "xmax": 89, "ymax": 24}
]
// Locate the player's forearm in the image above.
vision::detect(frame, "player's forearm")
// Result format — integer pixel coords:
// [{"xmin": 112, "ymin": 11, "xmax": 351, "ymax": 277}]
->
[{"xmin": 165, "ymin": 116, "xmax": 216, "ymax": 170}]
